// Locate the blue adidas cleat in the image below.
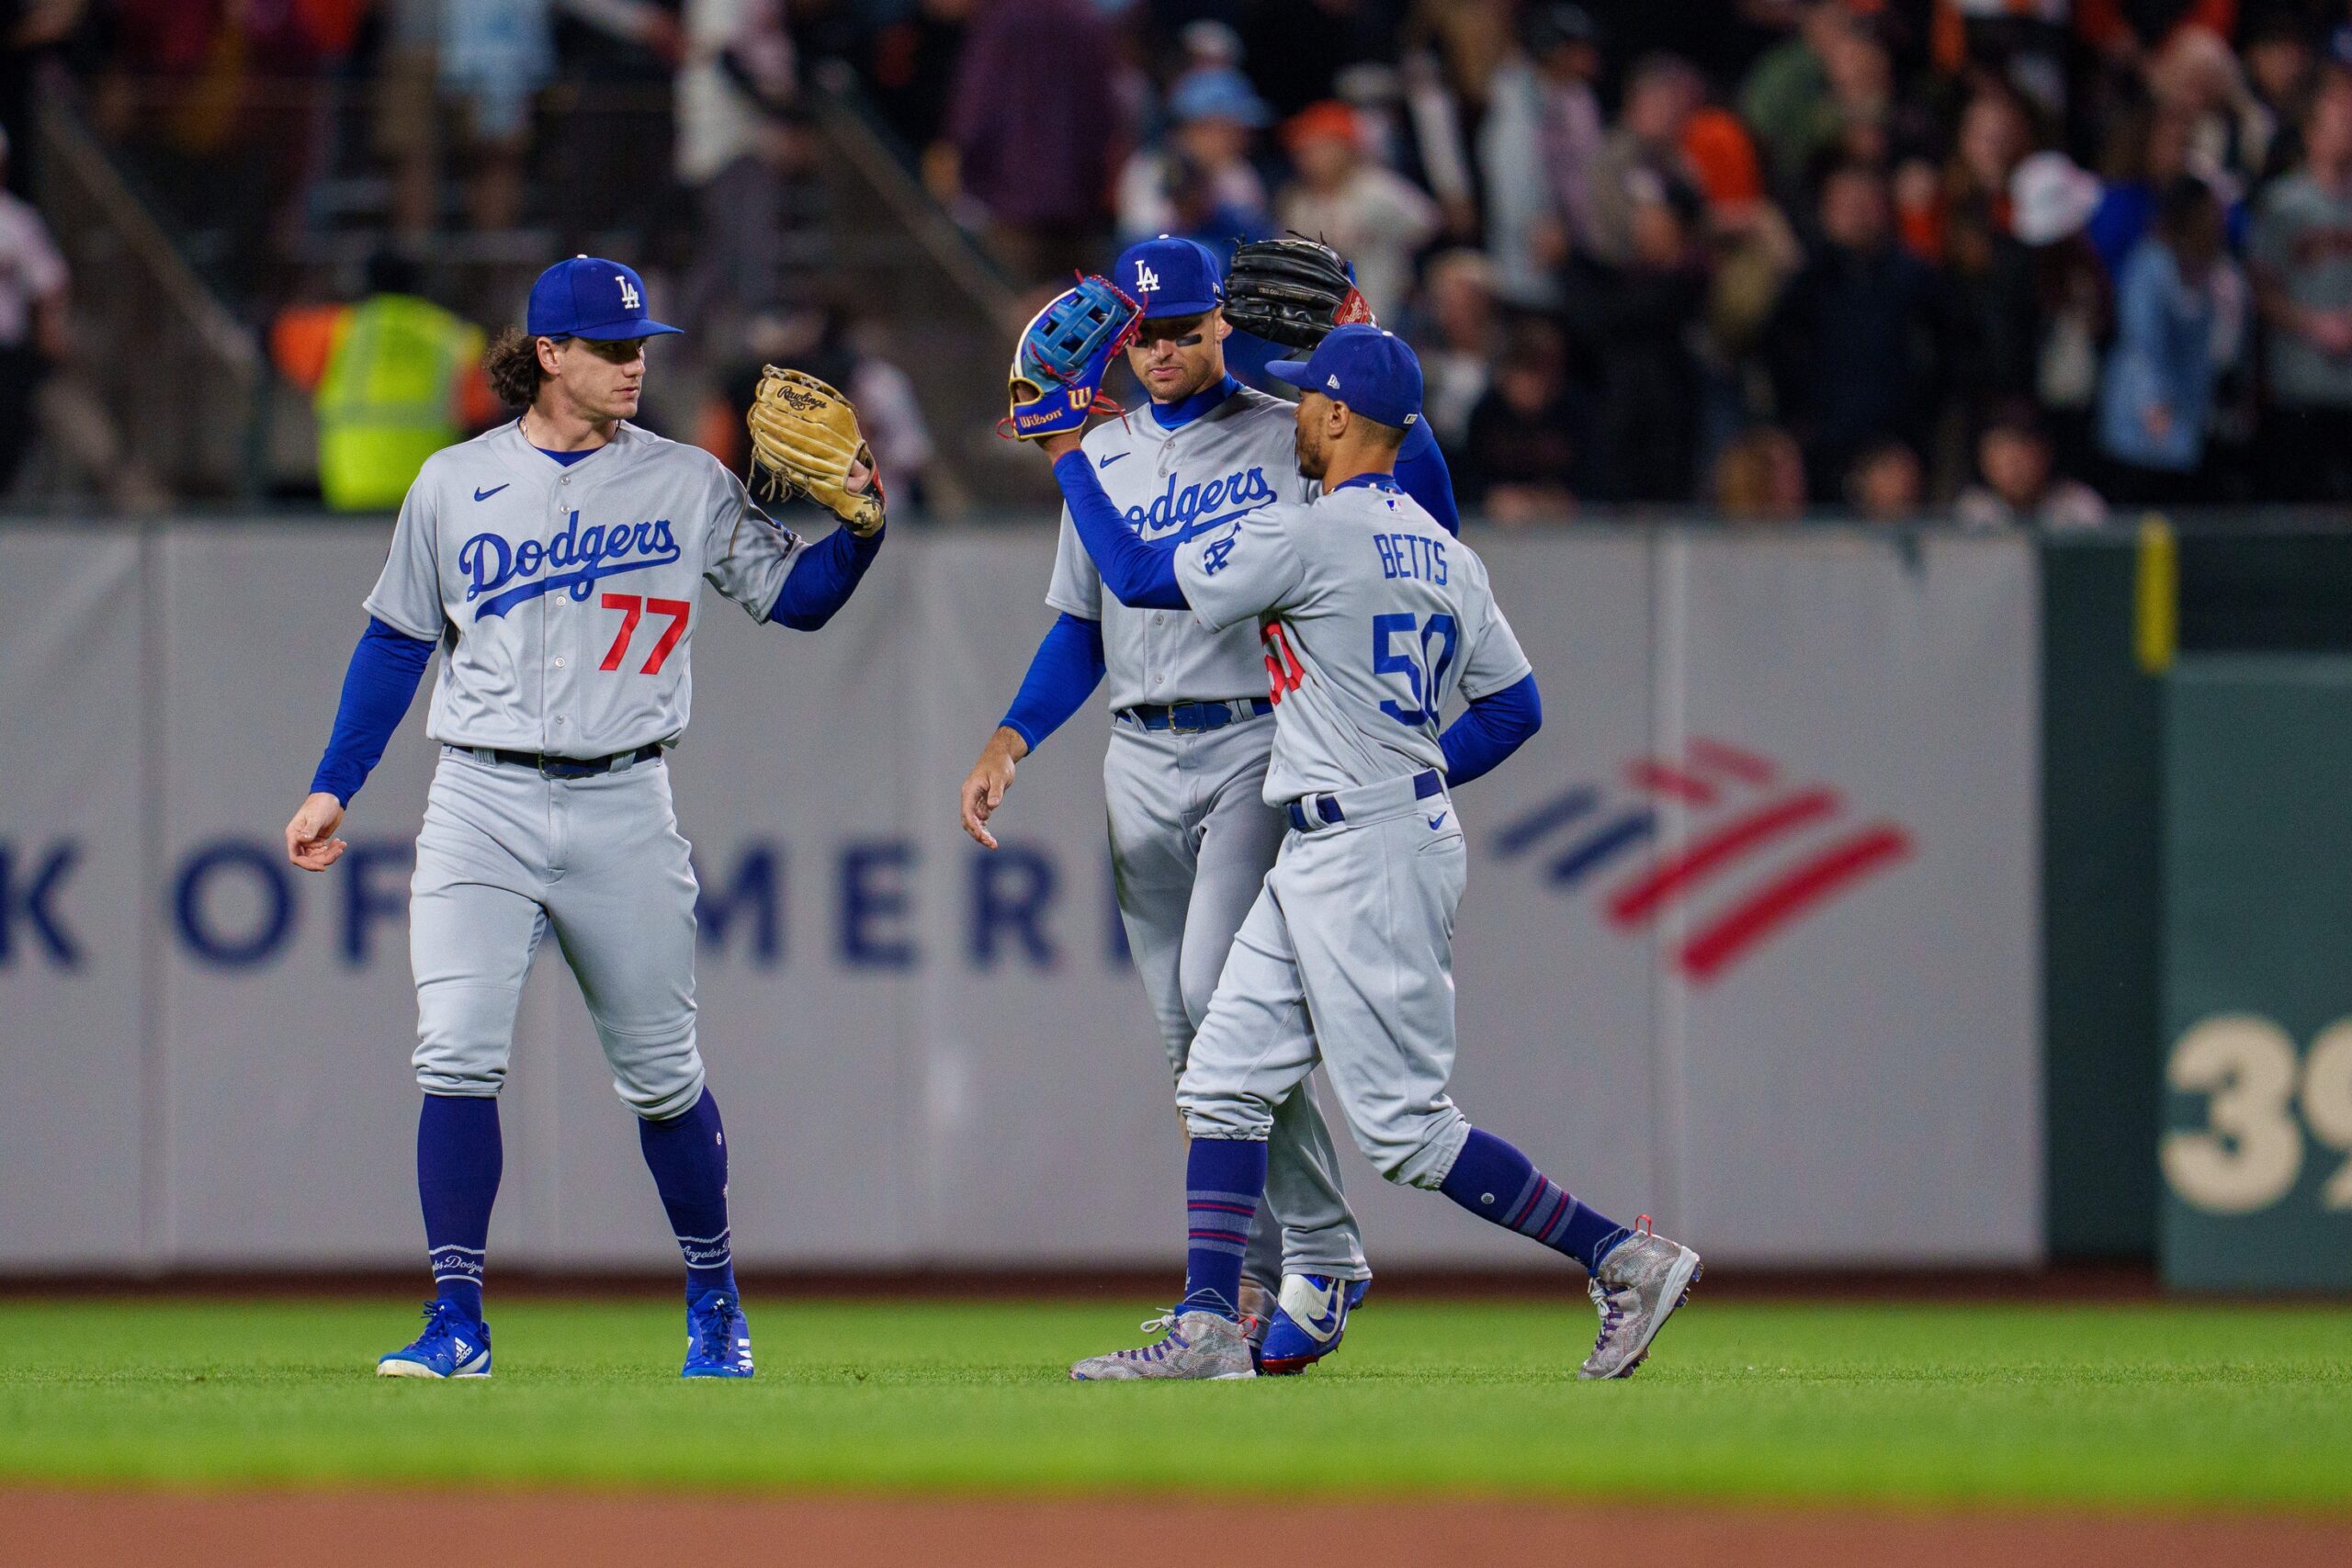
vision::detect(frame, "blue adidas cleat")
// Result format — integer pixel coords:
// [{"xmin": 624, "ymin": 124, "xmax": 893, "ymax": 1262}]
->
[
  {"xmin": 377, "ymin": 1300, "xmax": 492, "ymax": 1379},
  {"xmin": 682, "ymin": 1289, "xmax": 754, "ymax": 1379},
  {"xmin": 1257, "ymin": 1274, "xmax": 1369, "ymax": 1375}
]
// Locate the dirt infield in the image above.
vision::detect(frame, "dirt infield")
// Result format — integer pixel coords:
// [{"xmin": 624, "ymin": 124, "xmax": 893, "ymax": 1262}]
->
[{"xmin": 6, "ymin": 1490, "xmax": 2345, "ymax": 1568}]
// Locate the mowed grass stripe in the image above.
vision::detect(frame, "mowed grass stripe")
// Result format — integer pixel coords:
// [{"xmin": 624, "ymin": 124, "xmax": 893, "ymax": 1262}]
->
[{"xmin": 1, "ymin": 1299, "xmax": 2348, "ymax": 1507}]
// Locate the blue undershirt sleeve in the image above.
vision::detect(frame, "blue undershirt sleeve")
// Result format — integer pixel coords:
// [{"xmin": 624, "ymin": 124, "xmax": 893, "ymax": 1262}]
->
[
  {"xmin": 310, "ymin": 617, "xmax": 437, "ymax": 806},
  {"xmin": 1395, "ymin": 418, "xmax": 1461, "ymax": 536},
  {"xmin": 1000, "ymin": 612, "xmax": 1107, "ymax": 752},
  {"xmin": 1439, "ymin": 672, "xmax": 1543, "ymax": 788},
  {"xmin": 1051, "ymin": 451, "xmax": 1189, "ymax": 609},
  {"xmin": 767, "ymin": 524, "xmax": 886, "ymax": 631},
  {"xmin": 1221, "ymin": 327, "xmax": 1291, "ymax": 391}
]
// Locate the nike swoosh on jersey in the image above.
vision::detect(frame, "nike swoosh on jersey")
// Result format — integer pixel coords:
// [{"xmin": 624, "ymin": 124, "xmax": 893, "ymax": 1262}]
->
[
  {"xmin": 1428, "ymin": 812, "xmax": 1449, "ymax": 830},
  {"xmin": 473, "ymin": 484, "xmax": 510, "ymax": 502},
  {"xmin": 1098, "ymin": 452, "xmax": 1129, "ymax": 468}
]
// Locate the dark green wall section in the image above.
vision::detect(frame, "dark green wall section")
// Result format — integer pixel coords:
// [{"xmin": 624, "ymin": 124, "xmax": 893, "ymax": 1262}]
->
[
  {"xmin": 2177, "ymin": 530, "xmax": 2352, "ymax": 652},
  {"xmin": 2041, "ymin": 538, "xmax": 2165, "ymax": 1259},
  {"xmin": 2160, "ymin": 657, "xmax": 2352, "ymax": 1290}
]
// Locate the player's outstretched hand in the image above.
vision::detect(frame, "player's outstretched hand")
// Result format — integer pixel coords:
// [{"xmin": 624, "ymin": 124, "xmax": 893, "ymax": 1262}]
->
[
  {"xmin": 960, "ymin": 728, "xmax": 1028, "ymax": 851},
  {"xmin": 286, "ymin": 792, "xmax": 348, "ymax": 872}
]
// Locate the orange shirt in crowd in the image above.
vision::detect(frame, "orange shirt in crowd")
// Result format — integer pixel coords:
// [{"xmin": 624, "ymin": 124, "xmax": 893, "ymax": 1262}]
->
[{"xmin": 1683, "ymin": 107, "xmax": 1764, "ymax": 218}]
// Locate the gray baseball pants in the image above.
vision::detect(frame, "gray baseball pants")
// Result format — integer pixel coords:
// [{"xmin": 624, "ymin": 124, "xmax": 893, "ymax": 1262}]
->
[
  {"xmin": 409, "ymin": 745, "xmax": 707, "ymax": 1120},
  {"xmin": 1104, "ymin": 716, "xmax": 1368, "ymax": 1283},
  {"xmin": 1180, "ymin": 772, "xmax": 1475, "ymax": 1192}
]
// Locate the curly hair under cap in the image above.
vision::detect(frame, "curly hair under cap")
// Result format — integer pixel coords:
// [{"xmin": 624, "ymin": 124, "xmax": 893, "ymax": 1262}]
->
[{"xmin": 484, "ymin": 327, "xmax": 565, "ymax": 410}]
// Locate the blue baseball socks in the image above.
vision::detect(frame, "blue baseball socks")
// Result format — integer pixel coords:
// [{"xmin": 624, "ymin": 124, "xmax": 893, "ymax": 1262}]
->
[
  {"xmin": 1440, "ymin": 1127, "xmax": 1629, "ymax": 1272},
  {"xmin": 417, "ymin": 1093, "xmax": 502, "ymax": 1322},
  {"xmin": 1178, "ymin": 1128, "xmax": 1624, "ymax": 1314},
  {"xmin": 639, "ymin": 1087, "xmax": 738, "ymax": 1303},
  {"xmin": 1179, "ymin": 1136, "xmax": 1270, "ymax": 1319}
]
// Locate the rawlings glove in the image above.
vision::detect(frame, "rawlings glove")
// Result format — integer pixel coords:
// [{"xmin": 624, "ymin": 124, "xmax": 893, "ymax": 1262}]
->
[
  {"xmin": 1221, "ymin": 235, "xmax": 1374, "ymax": 349},
  {"xmin": 1006, "ymin": 275, "xmax": 1142, "ymax": 440},
  {"xmin": 746, "ymin": 367, "xmax": 887, "ymax": 536}
]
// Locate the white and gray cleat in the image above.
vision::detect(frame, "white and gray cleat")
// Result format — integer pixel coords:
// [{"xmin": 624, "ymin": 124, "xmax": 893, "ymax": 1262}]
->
[
  {"xmin": 1070, "ymin": 1308, "xmax": 1259, "ymax": 1381},
  {"xmin": 1577, "ymin": 1220, "xmax": 1702, "ymax": 1380}
]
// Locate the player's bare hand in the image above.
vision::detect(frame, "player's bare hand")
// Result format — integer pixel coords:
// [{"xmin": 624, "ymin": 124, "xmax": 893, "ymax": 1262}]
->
[
  {"xmin": 960, "ymin": 728, "xmax": 1028, "ymax": 850},
  {"xmin": 1040, "ymin": 431, "xmax": 1084, "ymax": 462},
  {"xmin": 286, "ymin": 792, "xmax": 349, "ymax": 872}
]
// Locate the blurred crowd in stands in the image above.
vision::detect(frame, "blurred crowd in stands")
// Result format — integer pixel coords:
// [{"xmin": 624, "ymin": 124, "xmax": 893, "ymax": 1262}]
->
[
  {"xmin": 19, "ymin": 0, "xmax": 2352, "ymax": 521},
  {"xmin": 902, "ymin": 0, "xmax": 2352, "ymax": 523}
]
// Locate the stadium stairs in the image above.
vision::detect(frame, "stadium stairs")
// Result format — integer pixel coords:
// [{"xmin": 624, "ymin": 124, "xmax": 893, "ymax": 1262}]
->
[{"xmin": 34, "ymin": 66, "xmax": 1045, "ymax": 513}]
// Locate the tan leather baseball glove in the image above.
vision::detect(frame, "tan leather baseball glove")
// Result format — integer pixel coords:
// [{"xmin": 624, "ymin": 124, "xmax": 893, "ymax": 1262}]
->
[{"xmin": 745, "ymin": 366, "xmax": 887, "ymax": 536}]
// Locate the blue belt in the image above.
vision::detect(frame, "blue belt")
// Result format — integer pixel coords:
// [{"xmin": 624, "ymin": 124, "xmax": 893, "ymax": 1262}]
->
[
  {"xmin": 1117, "ymin": 698, "xmax": 1273, "ymax": 733},
  {"xmin": 1288, "ymin": 769, "xmax": 1443, "ymax": 832}
]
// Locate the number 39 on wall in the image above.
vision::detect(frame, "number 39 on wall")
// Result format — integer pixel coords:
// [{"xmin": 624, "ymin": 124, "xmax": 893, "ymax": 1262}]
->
[{"xmin": 2163, "ymin": 1014, "xmax": 2352, "ymax": 1214}]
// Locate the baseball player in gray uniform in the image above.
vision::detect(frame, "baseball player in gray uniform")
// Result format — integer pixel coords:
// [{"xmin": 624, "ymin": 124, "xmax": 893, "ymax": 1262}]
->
[
  {"xmin": 283, "ymin": 257, "xmax": 885, "ymax": 1380},
  {"xmin": 964, "ymin": 237, "xmax": 1468, "ymax": 1372},
  {"xmin": 1044, "ymin": 326, "xmax": 1702, "ymax": 1382}
]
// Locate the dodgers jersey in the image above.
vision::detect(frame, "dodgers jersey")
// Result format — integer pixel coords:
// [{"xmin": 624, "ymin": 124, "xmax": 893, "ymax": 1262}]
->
[
  {"xmin": 366, "ymin": 420, "xmax": 806, "ymax": 756},
  {"xmin": 1046, "ymin": 384, "xmax": 1312, "ymax": 710},
  {"xmin": 1173, "ymin": 474, "xmax": 1531, "ymax": 805}
]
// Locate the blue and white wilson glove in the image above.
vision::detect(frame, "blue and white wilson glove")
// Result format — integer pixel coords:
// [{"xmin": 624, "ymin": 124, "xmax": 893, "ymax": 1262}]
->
[{"xmin": 1006, "ymin": 275, "xmax": 1143, "ymax": 441}]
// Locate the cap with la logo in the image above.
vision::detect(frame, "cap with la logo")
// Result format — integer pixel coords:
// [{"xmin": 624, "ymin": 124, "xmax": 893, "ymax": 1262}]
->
[
  {"xmin": 526, "ymin": 255, "xmax": 683, "ymax": 342},
  {"xmin": 1113, "ymin": 235, "xmax": 1223, "ymax": 320},
  {"xmin": 1267, "ymin": 324, "xmax": 1424, "ymax": 430}
]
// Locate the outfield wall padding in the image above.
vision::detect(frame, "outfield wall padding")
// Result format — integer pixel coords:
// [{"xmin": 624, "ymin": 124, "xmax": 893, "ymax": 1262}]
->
[
  {"xmin": 2160, "ymin": 655, "xmax": 2352, "ymax": 1291},
  {"xmin": 0, "ymin": 523, "xmax": 2042, "ymax": 1273}
]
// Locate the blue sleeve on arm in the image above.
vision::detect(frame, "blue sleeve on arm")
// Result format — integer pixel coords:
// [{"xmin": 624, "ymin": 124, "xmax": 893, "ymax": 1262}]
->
[
  {"xmin": 1440, "ymin": 672, "xmax": 1542, "ymax": 788},
  {"xmin": 769, "ymin": 524, "xmax": 885, "ymax": 631},
  {"xmin": 310, "ymin": 617, "xmax": 436, "ymax": 806},
  {"xmin": 1000, "ymin": 612, "xmax": 1107, "ymax": 752},
  {"xmin": 1052, "ymin": 451, "xmax": 1189, "ymax": 609},
  {"xmin": 1221, "ymin": 328, "xmax": 1291, "ymax": 392},
  {"xmin": 1395, "ymin": 419, "xmax": 1461, "ymax": 536}
]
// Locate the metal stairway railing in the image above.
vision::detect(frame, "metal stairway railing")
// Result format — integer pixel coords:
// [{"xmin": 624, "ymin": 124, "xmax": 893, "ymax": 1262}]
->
[{"xmin": 36, "ymin": 79, "xmax": 262, "ymax": 504}]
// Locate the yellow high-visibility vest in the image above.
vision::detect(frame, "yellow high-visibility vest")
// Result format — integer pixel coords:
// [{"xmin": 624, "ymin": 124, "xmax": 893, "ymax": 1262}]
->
[{"xmin": 316, "ymin": 294, "xmax": 482, "ymax": 512}]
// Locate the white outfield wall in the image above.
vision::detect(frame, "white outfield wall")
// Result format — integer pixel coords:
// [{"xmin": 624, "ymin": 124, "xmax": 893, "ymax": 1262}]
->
[{"xmin": 0, "ymin": 522, "xmax": 2040, "ymax": 1273}]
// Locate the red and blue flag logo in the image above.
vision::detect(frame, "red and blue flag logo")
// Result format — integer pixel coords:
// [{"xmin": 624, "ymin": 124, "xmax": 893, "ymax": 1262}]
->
[{"xmin": 1493, "ymin": 737, "xmax": 1914, "ymax": 984}]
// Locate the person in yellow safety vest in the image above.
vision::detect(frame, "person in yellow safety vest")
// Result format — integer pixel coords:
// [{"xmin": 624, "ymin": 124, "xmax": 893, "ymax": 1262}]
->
[{"xmin": 272, "ymin": 253, "xmax": 503, "ymax": 510}]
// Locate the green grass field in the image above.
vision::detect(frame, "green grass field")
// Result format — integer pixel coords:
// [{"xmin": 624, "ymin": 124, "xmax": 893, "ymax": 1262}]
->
[{"xmin": 4, "ymin": 1297, "xmax": 2349, "ymax": 1509}]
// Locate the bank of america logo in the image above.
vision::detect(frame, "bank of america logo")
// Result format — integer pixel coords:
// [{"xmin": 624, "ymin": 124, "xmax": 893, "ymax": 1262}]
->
[{"xmin": 1493, "ymin": 737, "xmax": 1913, "ymax": 983}]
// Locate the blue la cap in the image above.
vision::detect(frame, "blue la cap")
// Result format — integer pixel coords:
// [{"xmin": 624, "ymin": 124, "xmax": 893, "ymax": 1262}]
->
[
  {"xmin": 1114, "ymin": 235, "xmax": 1223, "ymax": 320},
  {"xmin": 526, "ymin": 255, "xmax": 682, "ymax": 342},
  {"xmin": 1266, "ymin": 324, "xmax": 1423, "ymax": 430},
  {"xmin": 1169, "ymin": 67, "xmax": 1272, "ymax": 129}
]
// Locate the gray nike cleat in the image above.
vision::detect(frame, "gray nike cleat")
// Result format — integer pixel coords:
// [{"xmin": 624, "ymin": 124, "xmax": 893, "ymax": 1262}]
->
[
  {"xmin": 1070, "ymin": 1309, "xmax": 1259, "ymax": 1381},
  {"xmin": 1577, "ymin": 1221, "xmax": 1702, "ymax": 1381}
]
